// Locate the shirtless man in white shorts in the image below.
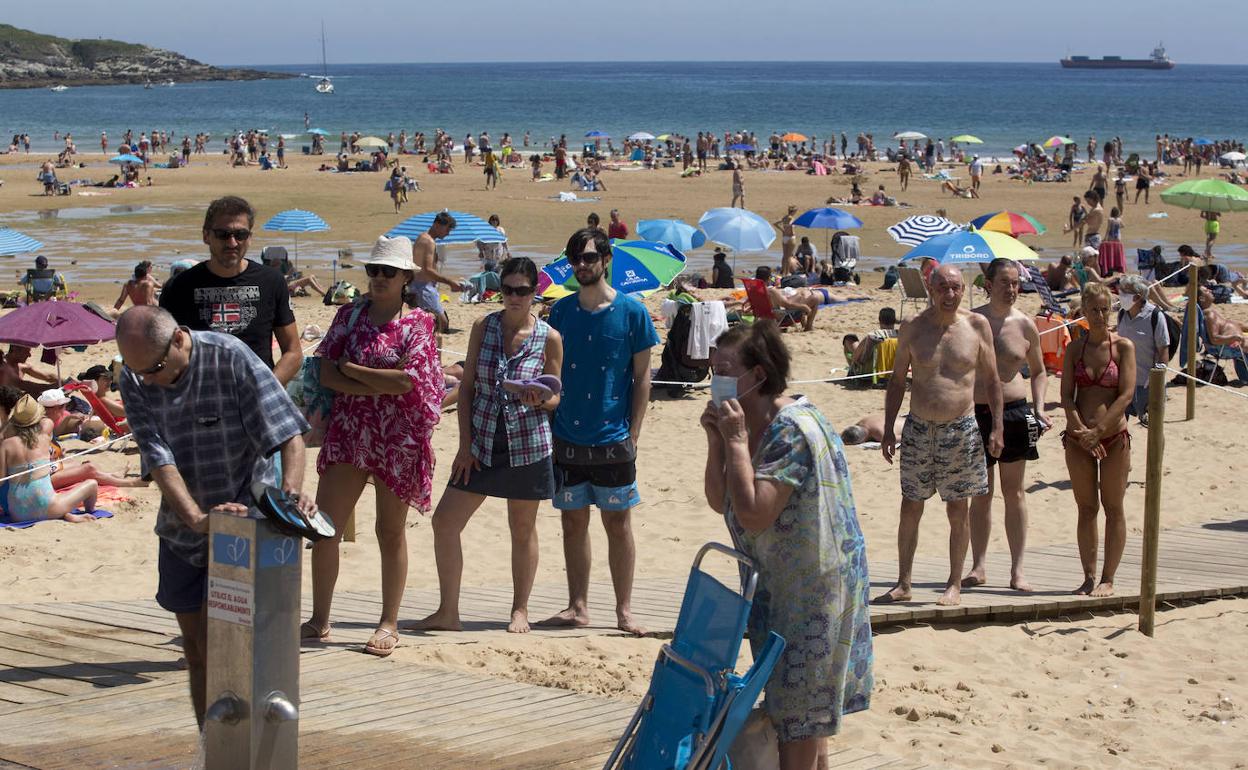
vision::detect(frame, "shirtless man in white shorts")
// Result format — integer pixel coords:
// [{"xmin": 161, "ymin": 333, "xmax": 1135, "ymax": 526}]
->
[{"xmin": 877, "ymin": 265, "xmax": 1004, "ymax": 606}]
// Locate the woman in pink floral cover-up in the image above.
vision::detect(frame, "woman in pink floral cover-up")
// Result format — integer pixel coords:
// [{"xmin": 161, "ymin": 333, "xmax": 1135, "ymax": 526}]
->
[{"xmin": 301, "ymin": 235, "xmax": 442, "ymax": 657}]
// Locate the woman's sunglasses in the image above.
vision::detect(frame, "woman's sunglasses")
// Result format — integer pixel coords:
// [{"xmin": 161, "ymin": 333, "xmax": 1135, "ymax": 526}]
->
[
  {"xmin": 365, "ymin": 264, "xmax": 401, "ymax": 278},
  {"xmin": 500, "ymin": 284, "xmax": 535, "ymax": 297}
]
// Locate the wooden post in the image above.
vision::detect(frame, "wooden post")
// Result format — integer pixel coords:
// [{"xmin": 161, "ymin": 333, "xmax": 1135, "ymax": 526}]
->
[
  {"xmin": 1139, "ymin": 367, "xmax": 1166, "ymax": 637},
  {"xmin": 1186, "ymin": 262, "xmax": 1199, "ymax": 420}
]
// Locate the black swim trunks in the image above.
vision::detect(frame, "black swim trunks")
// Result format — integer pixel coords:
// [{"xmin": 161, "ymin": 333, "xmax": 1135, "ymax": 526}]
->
[{"xmin": 974, "ymin": 399, "xmax": 1041, "ymax": 466}]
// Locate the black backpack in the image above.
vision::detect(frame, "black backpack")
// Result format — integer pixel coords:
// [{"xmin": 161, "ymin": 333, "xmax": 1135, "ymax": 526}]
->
[{"xmin": 1120, "ymin": 307, "xmax": 1181, "ymax": 362}]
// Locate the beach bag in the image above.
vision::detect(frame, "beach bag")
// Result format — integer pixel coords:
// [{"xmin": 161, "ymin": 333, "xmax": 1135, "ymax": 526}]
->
[
  {"xmin": 324, "ymin": 280, "xmax": 359, "ymax": 306},
  {"xmin": 1195, "ymin": 357, "xmax": 1229, "ymax": 387},
  {"xmin": 287, "ymin": 302, "xmax": 366, "ymax": 446}
]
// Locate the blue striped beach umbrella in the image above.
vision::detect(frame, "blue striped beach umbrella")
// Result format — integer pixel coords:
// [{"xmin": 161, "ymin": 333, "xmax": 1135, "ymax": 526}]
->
[
  {"xmin": 262, "ymin": 209, "xmax": 331, "ymax": 268},
  {"xmin": 0, "ymin": 228, "xmax": 44, "ymax": 257},
  {"xmin": 886, "ymin": 215, "xmax": 961, "ymax": 247},
  {"xmin": 386, "ymin": 211, "xmax": 506, "ymax": 244},
  {"xmin": 585, "ymin": 130, "xmax": 610, "ymax": 139}
]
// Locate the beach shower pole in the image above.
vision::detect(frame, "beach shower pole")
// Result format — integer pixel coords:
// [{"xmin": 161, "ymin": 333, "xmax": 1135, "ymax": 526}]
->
[
  {"xmin": 1139, "ymin": 367, "xmax": 1166, "ymax": 637},
  {"xmin": 1186, "ymin": 262, "xmax": 1198, "ymax": 420},
  {"xmin": 203, "ymin": 513, "xmax": 301, "ymax": 769}
]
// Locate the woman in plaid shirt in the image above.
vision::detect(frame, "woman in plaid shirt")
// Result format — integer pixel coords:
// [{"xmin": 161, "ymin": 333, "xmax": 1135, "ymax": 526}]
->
[{"xmin": 408, "ymin": 257, "xmax": 563, "ymax": 634}]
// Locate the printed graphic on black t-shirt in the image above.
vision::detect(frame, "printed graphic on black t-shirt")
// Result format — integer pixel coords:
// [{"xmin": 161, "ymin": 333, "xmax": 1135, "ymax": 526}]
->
[{"xmin": 159, "ymin": 260, "xmax": 294, "ymax": 369}]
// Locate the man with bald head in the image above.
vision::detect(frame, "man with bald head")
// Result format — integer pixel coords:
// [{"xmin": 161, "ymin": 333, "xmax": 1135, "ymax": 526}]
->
[
  {"xmin": 876, "ymin": 265, "xmax": 1004, "ymax": 606},
  {"xmin": 116, "ymin": 305, "xmax": 313, "ymax": 728}
]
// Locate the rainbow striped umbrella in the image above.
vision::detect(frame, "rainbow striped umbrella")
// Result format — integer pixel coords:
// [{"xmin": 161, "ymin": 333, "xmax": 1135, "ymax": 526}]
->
[
  {"xmin": 1043, "ymin": 136, "xmax": 1076, "ymax": 148},
  {"xmin": 968, "ymin": 211, "xmax": 1046, "ymax": 237}
]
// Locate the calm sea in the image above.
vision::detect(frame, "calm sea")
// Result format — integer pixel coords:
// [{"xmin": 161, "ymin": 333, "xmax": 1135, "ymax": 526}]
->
[{"xmin": 2, "ymin": 61, "xmax": 1246, "ymax": 157}]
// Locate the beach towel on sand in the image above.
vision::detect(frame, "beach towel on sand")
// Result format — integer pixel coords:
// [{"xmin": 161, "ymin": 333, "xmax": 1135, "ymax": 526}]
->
[{"xmin": 0, "ymin": 508, "xmax": 114, "ymax": 529}]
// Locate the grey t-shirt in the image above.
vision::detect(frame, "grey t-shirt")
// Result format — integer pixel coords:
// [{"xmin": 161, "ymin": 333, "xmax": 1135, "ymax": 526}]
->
[{"xmin": 120, "ymin": 331, "xmax": 309, "ymax": 566}]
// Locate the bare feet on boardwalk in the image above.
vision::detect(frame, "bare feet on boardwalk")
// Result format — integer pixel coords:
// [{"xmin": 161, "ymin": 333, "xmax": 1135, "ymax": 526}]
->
[
  {"xmin": 936, "ymin": 584, "xmax": 961, "ymax": 606},
  {"xmin": 1072, "ymin": 578, "xmax": 1096, "ymax": 596},
  {"xmin": 1009, "ymin": 574, "xmax": 1034, "ymax": 592},
  {"xmin": 507, "ymin": 609, "xmax": 530, "ymax": 634},
  {"xmin": 534, "ymin": 607, "xmax": 591, "ymax": 628},
  {"xmin": 402, "ymin": 610, "xmax": 463, "ymax": 632},
  {"xmin": 960, "ymin": 569, "xmax": 986, "ymax": 588},
  {"xmin": 872, "ymin": 584, "xmax": 912, "ymax": 604},
  {"xmin": 1090, "ymin": 581, "xmax": 1115, "ymax": 597},
  {"xmin": 617, "ymin": 611, "xmax": 646, "ymax": 637}
]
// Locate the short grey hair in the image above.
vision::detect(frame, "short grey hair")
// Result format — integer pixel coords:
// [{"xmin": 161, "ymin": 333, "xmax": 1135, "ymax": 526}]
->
[
  {"xmin": 1117, "ymin": 274, "xmax": 1150, "ymax": 296},
  {"xmin": 116, "ymin": 305, "xmax": 178, "ymax": 349}
]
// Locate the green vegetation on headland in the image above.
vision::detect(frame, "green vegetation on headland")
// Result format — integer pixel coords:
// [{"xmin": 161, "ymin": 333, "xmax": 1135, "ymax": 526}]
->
[{"xmin": 0, "ymin": 24, "xmax": 291, "ymax": 88}]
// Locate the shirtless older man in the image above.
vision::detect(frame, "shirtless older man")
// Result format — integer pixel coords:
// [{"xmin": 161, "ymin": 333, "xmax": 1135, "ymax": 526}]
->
[
  {"xmin": 962, "ymin": 259, "xmax": 1050, "ymax": 593},
  {"xmin": 877, "ymin": 265, "xmax": 1004, "ymax": 606},
  {"xmin": 1199, "ymin": 286, "xmax": 1248, "ymax": 382}
]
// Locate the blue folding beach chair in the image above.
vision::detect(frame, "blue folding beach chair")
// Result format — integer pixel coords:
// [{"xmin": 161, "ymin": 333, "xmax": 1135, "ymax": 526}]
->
[{"xmin": 603, "ymin": 543, "xmax": 785, "ymax": 770}]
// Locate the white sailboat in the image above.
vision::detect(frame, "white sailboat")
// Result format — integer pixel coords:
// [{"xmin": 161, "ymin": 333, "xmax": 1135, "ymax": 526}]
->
[
  {"xmin": 315, "ymin": 22, "xmax": 334, "ymax": 94},
  {"xmin": 49, "ymin": 85, "xmax": 68, "ymax": 92}
]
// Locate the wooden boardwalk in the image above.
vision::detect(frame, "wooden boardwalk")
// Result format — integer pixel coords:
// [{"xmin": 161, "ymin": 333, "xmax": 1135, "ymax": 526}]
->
[{"xmin": 0, "ymin": 518, "xmax": 1243, "ymax": 768}]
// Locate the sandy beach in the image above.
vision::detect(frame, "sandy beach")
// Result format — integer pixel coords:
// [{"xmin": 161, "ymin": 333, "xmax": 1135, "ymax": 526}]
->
[{"xmin": 0, "ymin": 148, "xmax": 1245, "ymax": 767}]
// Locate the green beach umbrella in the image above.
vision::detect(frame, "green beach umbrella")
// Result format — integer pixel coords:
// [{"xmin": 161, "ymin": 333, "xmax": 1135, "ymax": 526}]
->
[
  {"xmin": 1161, "ymin": 179, "xmax": 1248, "ymax": 213},
  {"xmin": 950, "ymin": 134, "xmax": 983, "ymax": 144}
]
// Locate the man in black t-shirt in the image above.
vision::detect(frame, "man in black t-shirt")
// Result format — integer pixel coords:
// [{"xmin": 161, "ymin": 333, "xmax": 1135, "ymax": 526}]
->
[{"xmin": 160, "ymin": 196, "xmax": 302, "ymax": 385}]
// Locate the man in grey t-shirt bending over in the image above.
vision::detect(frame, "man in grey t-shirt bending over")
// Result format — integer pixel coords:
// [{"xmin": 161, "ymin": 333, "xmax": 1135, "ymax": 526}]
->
[{"xmin": 117, "ymin": 305, "xmax": 313, "ymax": 728}]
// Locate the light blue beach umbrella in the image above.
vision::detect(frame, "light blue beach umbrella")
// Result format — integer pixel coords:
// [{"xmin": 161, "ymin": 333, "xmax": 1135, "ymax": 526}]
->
[
  {"xmin": 727, "ymin": 143, "xmax": 754, "ymax": 152},
  {"xmin": 585, "ymin": 130, "xmax": 610, "ymax": 139},
  {"xmin": 386, "ymin": 210, "xmax": 506, "ymax": 244},
  {"xmin": 307, "ymin": 128, "xmax": 330, "ymax": 135},
  {"xmin": 697, "ymin": 207, "xmax": 776, "ymax": 252},
  {"xmin": 636, "ymin": 219, "xmax": 707, "ymax": 252},
  {"xmin": 262, "ymin": 209, "xmax": 330, "ymax": 269},
  {"xmin": 1193, "ymin": 137, "xmax": 1215, "ymax": 147},
  {"xmin": 108, "ymin": 154, "xmax": 145, "ymax": 164},
  {"xmin": 899, "ymin": 229, "xmax": 1039, "ymax": 266},
  {"xmin": 0, "ymin": 228, "xmax": 44, "ymax": 257}
]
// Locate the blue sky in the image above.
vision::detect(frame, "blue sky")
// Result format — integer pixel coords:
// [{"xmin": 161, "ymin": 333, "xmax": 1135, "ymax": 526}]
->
[{"xmin": 8, "ymin": 0, "xmax": 1246, "ymax": 65}]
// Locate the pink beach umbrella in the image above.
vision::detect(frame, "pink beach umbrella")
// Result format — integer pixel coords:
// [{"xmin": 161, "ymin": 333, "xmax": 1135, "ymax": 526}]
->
[{"xmin": 0, "ymin": 301, "xmax": 116, "ymax": 378}]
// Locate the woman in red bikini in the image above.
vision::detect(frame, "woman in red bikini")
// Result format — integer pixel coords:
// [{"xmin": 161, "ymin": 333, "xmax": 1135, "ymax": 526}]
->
[{"xmin": 1060, "ymin": 281, "xmax": 1136, "ymax": 598}]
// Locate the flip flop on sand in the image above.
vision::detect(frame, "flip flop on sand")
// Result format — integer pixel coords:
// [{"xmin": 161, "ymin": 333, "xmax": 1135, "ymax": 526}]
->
[
  {"xmin": 502, "ymin": 374, "xmax": 562, "ymax": 402},
  {"xmin": 300, "ymin": 621, "xmax": 331, "ymax": 644},
  {"xmin": 363, "ymin": 628, "xmax": 400, "ymax": 657}
]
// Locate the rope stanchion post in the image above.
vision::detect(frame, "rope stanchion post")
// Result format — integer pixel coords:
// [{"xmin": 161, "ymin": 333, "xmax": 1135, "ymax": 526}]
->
[
  {"xmin": 1186, "ymin": 263, "xmax": 1198, "ymax": 420},
  {"xmin": 1139, "ymin": 367, "xmax": 1166, "ymax": 637}
]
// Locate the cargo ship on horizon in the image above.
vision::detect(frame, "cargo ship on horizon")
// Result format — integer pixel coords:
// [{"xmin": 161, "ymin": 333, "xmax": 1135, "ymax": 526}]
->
[{"xmin": 1061, "ymin": 43, "xmax": 1175, "ymax": 70}]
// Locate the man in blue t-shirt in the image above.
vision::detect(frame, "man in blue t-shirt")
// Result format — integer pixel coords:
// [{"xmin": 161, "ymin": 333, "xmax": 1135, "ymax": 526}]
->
[{"xmin": 540, "ymin": 228, "xmax": 659, "ymax": 636}]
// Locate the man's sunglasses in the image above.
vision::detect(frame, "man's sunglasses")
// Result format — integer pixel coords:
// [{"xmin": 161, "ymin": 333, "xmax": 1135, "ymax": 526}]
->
[
  {"xmin": 568, "ymin": 250, "xmax": 604, "ymax": 266},
  {"xmin": 500, "ymin": 284, "xmax": 535, "ymax": 297},
  {"xmin": 209, "ymin": 228, "xmax": 252, "ymax": 242},
  {"xmin": 365, "ymin": 264, "xmax": 401, "ymax": 278},
  {"xmin": 130, "ymin": 328, "xmax": 179, "ymax": 376}
]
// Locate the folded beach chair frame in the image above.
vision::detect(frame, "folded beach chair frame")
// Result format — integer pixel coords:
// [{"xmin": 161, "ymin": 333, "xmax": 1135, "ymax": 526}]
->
[
  {"xmin": 895, "ymin": 265, "xmax": 929, "ymax": 320},
  {"xmin": 604, "ymin": 542, "xmax": 785, "ymax": 770},
  {"xmin": 1022, "ymin": 265, "xmax": 1070, "ymax": 316}
]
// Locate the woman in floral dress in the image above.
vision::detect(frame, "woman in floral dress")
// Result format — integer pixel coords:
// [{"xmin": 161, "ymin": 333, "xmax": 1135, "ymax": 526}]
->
[
  {"xmin": 301, "ymin": 235, "xmax": 443, "ymax": 657},
  {"xmin": 702, "ymin": 321, "xmax": 873, "ymax": 770}
]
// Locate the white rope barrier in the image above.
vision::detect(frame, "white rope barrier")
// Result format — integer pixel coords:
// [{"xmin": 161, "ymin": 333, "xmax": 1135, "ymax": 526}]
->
[
  {"xmin": 0, "ymin": 432, "xmax": 130, "ymax": 485},
  {"xmin": 1164, "ymin": 365, "xmax": 1248, "ymax": 402},
  {"xmin": 652, "ymin": 370, "xmax": 887, "ymax": 389}
]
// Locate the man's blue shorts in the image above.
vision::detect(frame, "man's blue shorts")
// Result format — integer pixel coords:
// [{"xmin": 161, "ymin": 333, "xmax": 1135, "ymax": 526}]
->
[
  {"xmin": 553, "ymin": 461, "xmax": 640, "ymax": 512},
  {"xmin": 156, "ymin": 539, "xmax": 207, "ymax": 614}
]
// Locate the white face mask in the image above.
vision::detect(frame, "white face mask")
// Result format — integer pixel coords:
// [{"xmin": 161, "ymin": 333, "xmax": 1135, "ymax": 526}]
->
[
  {"xmin": 710, "ymin": 371, "xmax": 760, "ymax": 406},
  {"xmin": 1119, "ymin": 291, "xmax": 1135, "ymax": 308}
]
